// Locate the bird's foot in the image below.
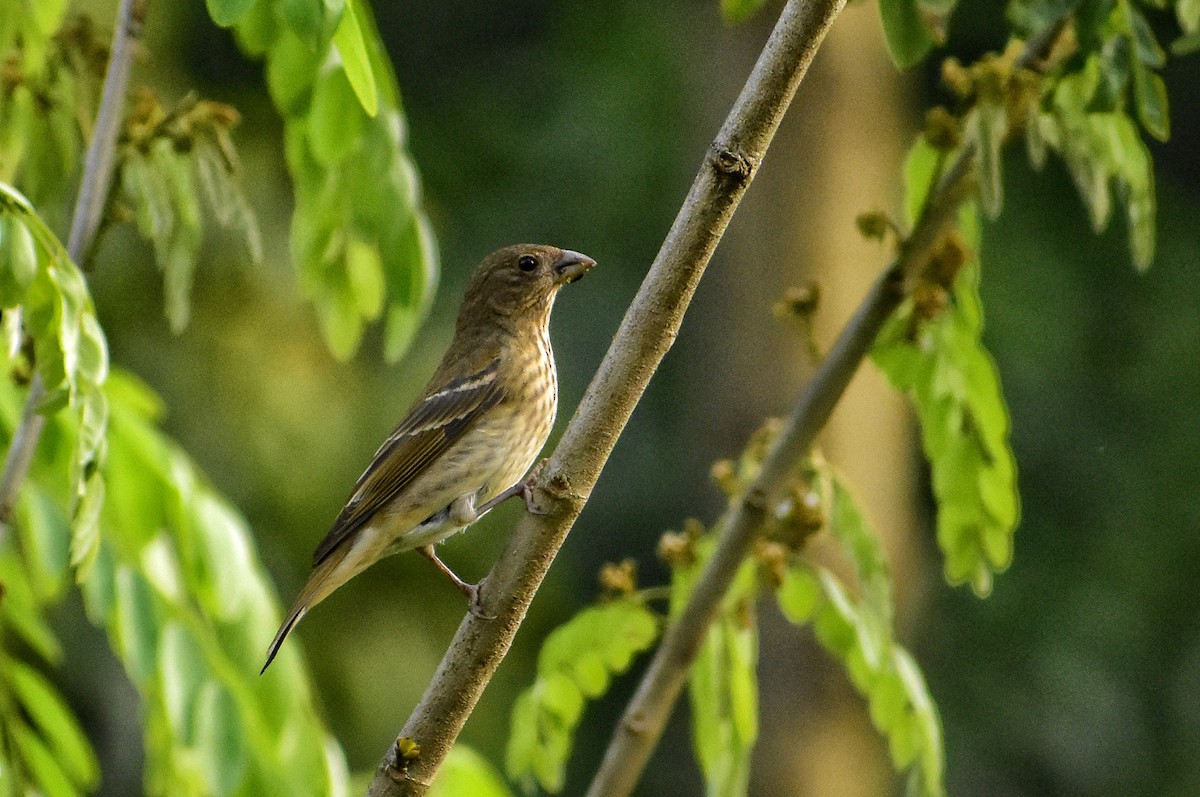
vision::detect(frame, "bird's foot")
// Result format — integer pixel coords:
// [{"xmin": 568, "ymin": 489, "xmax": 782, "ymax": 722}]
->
[
  {"xmin": 464, "ymin": 582, "xmax": 496, "ymax": 621},
  {"xmin": 419, "ymin": 545, "xmax": 496, "ymax": 620},
  {"xmin": 519, "ymin": 459, "xmax": 549, "ymax": 516}
]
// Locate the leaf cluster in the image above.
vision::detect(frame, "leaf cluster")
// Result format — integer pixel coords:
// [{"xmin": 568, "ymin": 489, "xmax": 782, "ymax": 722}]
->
[{"xmin": 217, "ymin": 0, "xmax": 438, "ymax": 360}]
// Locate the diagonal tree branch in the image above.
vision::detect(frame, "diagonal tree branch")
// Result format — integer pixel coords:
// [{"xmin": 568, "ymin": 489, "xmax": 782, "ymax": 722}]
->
[
  {"xmin": 584, "ymin": 157, "xmax": 977, "ymax": 797},
  {"xmin": 0, "ymin": 0, "xmax": 144, "ymax": 527},
  {"xmin": 365, "ymin": 0, "xmax": 847, "ymax": 793}
]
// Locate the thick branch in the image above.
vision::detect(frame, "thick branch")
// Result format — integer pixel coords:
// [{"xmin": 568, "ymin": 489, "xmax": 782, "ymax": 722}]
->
[
  {"xmin": 0, "ymin": 0, "xmax": 143, "ymax": 526},
  {"xmin": 365, "ymin": 0, "xmax": 846, "ymax": 794}
]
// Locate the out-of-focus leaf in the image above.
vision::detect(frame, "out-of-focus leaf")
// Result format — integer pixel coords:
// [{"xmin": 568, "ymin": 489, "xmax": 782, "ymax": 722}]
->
[
  {"xmin": 333, "ymin": 0, "xmax": 379, "ymax": 117},
  {"xmin": 1171, "ymin": 29, "xmax": 1200, "ymax": 54},
  {"xmin": 30, "ymin": 0, "xmax": 69, "ymax": 36},
  {"xmin": 114, "ymin": 566, "xmax": 159, "ymax": 682},
  {"xmin": 0, "ymin": 554, "xmax": 62, "ymax": 663},
  {"xmin": 1179, "ymin": 0, "xmax": 1200, "ymax": 32},
  {"xmin": 872, "ymin": 207, "xmax": 1019, "ymax": 595},
  {"xmin": 676, "ymin": 531, "xmax": 759, "ymax": 797},
  {"xmin": 205, "ymin": 0, "xmax": 256, "ymax": 27},
  {"xmin": 878, "ymin": 0, "xmax": 936, "ymax": 68},
  {"xmin": 0, "ymin": 215, "xmax": 38, "ymax": 306},
  {"xmin": 15, "ymin": 486, "xmax": 71, "ymax": 598},
  {"xmin": 1111, "ymin": 114, "xmax": 1155, "ymax": 271},
  {"xmin": 308, "ymin": 67, "xmax": 365, "ymax": 166},
  {"xmin": 721, "ymin": 0, "xmax": 771, "ymax": 24},
  {"xmin": 192, "ymin": 681, "xmax": 246, "ymax": 794},
  {"xmin": 9, "ymin": 721, "xmax": 78, "ymax": 797},
  {"xmin": 1131, "ymin": 62, "xmax": 1169, "ymax": 142},
  {"xmin": 7, "ymin": 661, "xmax": 99, "ymax": 787},
  {"xmin": 902, "ymin": 137, "xmax": 941, "ymax": 227},
  {"xmin": 234, "ymin": 0, "xmax": 437, "ymax": 360},
  {"xmin": 280, "ymin": 0, "xmax": 345, "ymax": 50},
  {"xmin": 972, "ymin": 101, "xmax": 1008, "ymax": 219},
  {"xmin": 194, "ymin": 138, "xmax": 264, "ymax": 263},
  {"xmin": 778, "ymin": 565, "xmax": 945, "ymax": 797},
  {"xmin": 506, "ymin": 600, "xmax": 659, "ymax": 793},
  {"xmin": 431, "ymin": 746, "xmax": 514, "ymax": 797}
]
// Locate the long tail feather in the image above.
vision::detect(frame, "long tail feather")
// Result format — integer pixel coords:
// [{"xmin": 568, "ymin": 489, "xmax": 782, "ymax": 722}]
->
[
  {"xmin": 261, "ymin": 602, "xmax": 306, "ymax": 674},
  {"xmin": 261, "ymin": 545, "xmax": 355, "ymax": 674}
]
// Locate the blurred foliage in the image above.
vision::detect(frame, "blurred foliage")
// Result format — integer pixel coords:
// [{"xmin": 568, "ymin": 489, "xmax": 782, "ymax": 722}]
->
[
  {"xmin": 506, "ymin": 599, "xmax": 659, "ymax": 793},
  {"xmin": 116, "ymin": 91, "xmax": 262, "ymax": 332},
  {"xmin": 226, "ymin": 0, "xmax": 438, "ymax": 362}
]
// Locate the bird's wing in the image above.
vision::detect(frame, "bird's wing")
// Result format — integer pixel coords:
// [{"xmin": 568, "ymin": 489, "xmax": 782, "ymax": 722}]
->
[{"xmin": 311, "ymin": 358, "xmax": 505, "ymax": 565}]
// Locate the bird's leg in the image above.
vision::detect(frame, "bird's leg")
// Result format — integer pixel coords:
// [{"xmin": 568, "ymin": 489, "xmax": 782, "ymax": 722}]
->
[
  {"xmin": 475, "ymin": 459, "xmax": 550, "ymax": 517},
  {"xmin": 418, "ymin": 545, "xmax": 494, "ymax": 619}
]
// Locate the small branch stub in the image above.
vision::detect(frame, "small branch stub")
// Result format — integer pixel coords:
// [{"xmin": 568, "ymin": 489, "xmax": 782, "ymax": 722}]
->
[{"xmin": 708, "ymin": 144, "xmax": 757, "ymax": 183}]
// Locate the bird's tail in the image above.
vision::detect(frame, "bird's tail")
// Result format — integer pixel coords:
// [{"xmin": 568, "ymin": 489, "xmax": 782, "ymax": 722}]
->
[
  {"xmin": 261, "ymin": 601, "xmax": 306, "ymax": 674},
  {"xmin": 260, "ymin": 547, "xmax": 352, "ymax": 674}
]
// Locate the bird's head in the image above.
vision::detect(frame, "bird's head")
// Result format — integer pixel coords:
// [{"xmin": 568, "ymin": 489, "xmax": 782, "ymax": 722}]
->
[{"xmin": 458, "ymin": 244, "xmax": 596, "ymax": 331}]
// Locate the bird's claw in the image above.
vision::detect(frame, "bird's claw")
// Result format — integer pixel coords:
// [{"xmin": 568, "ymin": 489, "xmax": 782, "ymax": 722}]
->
[
  {"xmin": 521, "ymin": 459, "xmax": 550, "ymax": 516},
  {"xmin": 465, "ymin": 582, "xmax": 497, "ymax": 620}
]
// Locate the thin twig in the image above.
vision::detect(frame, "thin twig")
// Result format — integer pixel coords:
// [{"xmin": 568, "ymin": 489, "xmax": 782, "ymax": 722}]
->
[
  {"xmin": 0, "ymin": 0, "xmax": 144, "ymax": 526},
  {"xmin": 583, "ymin": 17, "xmax": 1071, "ymax": 797},
  {"xmin": 364, "ymin": 0, "xmax": 847, "ymax": 794}
]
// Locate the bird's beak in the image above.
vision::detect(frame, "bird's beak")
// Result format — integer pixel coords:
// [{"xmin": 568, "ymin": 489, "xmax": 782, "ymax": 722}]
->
[{"xmin": 552, "ymin": 250, "xmax": 596, "ymax": 285}]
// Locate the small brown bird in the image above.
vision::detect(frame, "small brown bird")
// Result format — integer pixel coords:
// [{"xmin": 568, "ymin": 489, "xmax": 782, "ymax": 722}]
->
[{"xmin": 262, "ymin": 244, "xmax": 595, "ymax": 673}]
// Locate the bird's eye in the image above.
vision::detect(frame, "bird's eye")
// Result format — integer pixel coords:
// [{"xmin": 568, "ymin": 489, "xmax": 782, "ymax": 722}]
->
[{"xmin": 517, "ymin": 255, "xmax": 538, "ymax": 272}]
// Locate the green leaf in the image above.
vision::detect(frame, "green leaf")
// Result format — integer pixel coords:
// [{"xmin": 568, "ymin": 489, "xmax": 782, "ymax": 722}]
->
[
  {"xmin": 159, "ymin": 624, "xmax": 209, "ymax": 744},
  {"xmin": 782, "ymin": 566, "xmax": 945, "ymax": 797},
  {"xmin": 7, "ymin": 661, "xmax": 99, "ymax": 787},
  {"xmin": 506, "ymin": 600, "xmax": 659, "ymax": 793},
  {"xmin": 333, "ymin": 0, "xmax": 379, "ymax": 117},
  {"xmin": 238, "ymin": 0, "xmax": 436, "ymax": 361},
  {"xmin": 9, "ymin": 721, "xmax": 78, "ymax": 797},
  {"xmin": 1111, "ymin": 114, "xmax": 1156, "ymax": 271},
  {"xmin": 777, "ymin": 567, "xmax": 820, "ymax": 623},
  {"xmin": 430, "ymin": 746, "xmax": 514, "ymax": 797},
  {"xmin": 1171, "ymin": 29, "xmax": 1200, "ymax": 54},
  {"xmin": 878, "ymin": 0, "xmax": 936, "ymax": 69},
  {"xmin": 1131, "ymin": 62, "xmax": 1169, "ymax": 141},
  {"xmin": 15, "ymin": 486, "xmax": 71, "ymax": 598},
  {"xmin": 872, "ymin": 207, "xmax": 1019, "ymax": 594},
  {"xmin": 193, "ymin": 138, "xmax": 264, "ymax": 263},
  {"xmin": 150, "ymin": 140, "xmax": 204, "ymax": 332},
  {"xmin": 308, "ymin": 67, "xmax": 366, "ymax": 166},
  {"xmin": 30, "ymin": 0, "xmax": 69, "ymax": 36},
  {"xmin": 720, "ymin": 0, "xmax": 771, "ymax": 24},
  {"xmin": 265, "ymin": 30, "xmax": 322, "ymax": 114},
  {"xmin": 189, "ymin": 494, "xmax": 254, "ymax": 620},
  {"xmin": 1179, "ymin": 0, "xmax": 1200, "ymax": 31},
  {"xmin": 0, "ymin": 553, "xmax": 63, "ymax": 663},
  {"xmin": 689, "ymin": 602, "xmax": 759, "ymax": 797},
  {"xmin": 113, "ymin": 566, "xmax": 160, "ymax": 682},
  {"xmin": 0, "ymin": 215, "xmax": 38, "ymax": 307},
  {"xmin": 206, "ymin": 0, "xmax": 257, "ymax": 27},
  {"xmin": 903, "ymin": 137, "xmax": 942, "ymax": 228},
  {"xmin": 281, "ymin": 0, "xmax": 345, "ymax": 50},
  {"xmin": 192, "ymin": 681, "xmax": 247, "ymax": 794},
  {"xmin": 971, "ymin": 101, "xmax": 1008, "ymax": 219},
  {"xmin": 345, "ymin": 237, "xmax": 385, "ymax": 320}
]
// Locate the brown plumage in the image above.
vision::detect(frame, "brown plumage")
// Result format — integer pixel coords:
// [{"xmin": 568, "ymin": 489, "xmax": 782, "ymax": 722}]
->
[{"xmin": 262, "ymin": 244, "xmax": 595, "ymax": 673}]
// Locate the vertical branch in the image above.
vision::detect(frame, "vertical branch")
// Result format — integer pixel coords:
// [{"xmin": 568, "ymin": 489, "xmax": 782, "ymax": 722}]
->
[
  {"xmin": 0, "ymin": 0, "xmax": 144, "ymax": 526},
  {"xmin": 365, "ymin": 0, "xmax": 847, "ymax": 794}
]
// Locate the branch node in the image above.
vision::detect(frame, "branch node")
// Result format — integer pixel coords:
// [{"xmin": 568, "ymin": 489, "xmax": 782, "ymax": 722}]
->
[
  {"xmin": 742, "ymin": 486, "xmax": 770, "ymax": 516},
  {"xmin": 708, "ymin": 143, "xmax": 756, "ymax": 183}
]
